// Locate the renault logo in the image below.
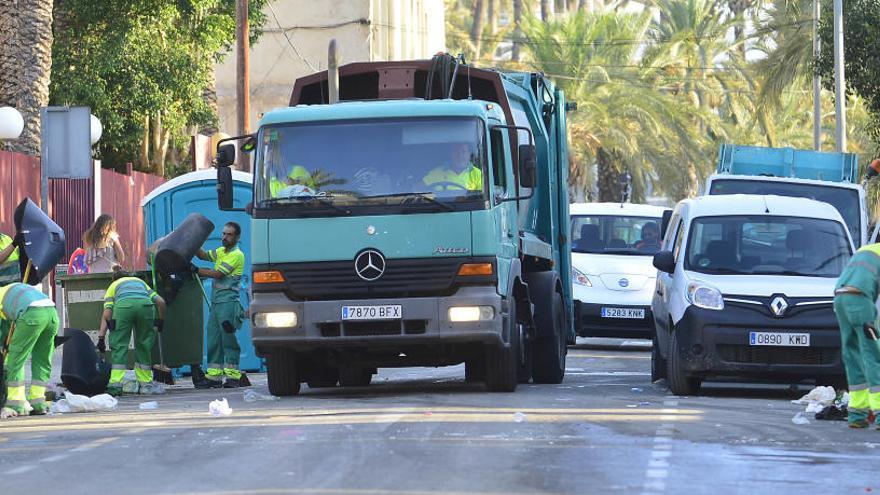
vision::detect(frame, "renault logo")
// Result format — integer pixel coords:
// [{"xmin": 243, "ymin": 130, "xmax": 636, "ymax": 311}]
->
[
  {"xmin": 770, "ymin": 296, "xmax": 788, "ymax": 317},
  {"xmin": 355, "ymin": 249, "xmax": 386, "ymax": 281}
]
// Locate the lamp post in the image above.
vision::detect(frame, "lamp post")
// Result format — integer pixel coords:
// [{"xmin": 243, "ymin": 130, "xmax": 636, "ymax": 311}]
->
[
  {"xmin": 90, "ymin": 114, "xmax": 102, "ymax": 146},
  {"xmin": 0, "ymin": 106, "xmax": 24, "ymax": 141}
]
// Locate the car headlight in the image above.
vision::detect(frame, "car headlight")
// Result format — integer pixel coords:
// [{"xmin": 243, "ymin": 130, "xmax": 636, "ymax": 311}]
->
[
  {"xmin": 254, "ymin": 311, "xmax": 298, "ymax": 328},
  {"xmin": 572, "ymin": 267, "xmax": 592, "ymax": 287},
  {"xmin": 686, "ymin": 282, "xmax": 724, "ymax": 310}
]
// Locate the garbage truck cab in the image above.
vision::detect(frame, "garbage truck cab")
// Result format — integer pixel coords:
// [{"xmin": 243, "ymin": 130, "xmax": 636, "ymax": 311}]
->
[{"xmin": 215, "ymin": 56, "xmax": 574, "ymax": 395}]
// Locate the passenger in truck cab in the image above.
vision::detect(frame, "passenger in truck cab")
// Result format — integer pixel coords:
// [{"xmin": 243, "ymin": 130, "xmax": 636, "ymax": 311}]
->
[{"xmin": 423, "ymin": 142, "xmax": 483, "ymax": 193}]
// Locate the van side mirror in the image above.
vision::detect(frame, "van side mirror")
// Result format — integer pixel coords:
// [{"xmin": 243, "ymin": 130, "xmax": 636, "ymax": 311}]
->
[
  {"xmin": 217, "ymin": 166, "xmax": 234, "ymax": 210},
  {"xmin": 660, "ymin": 210, "xmax": 673, "ymax": 240},
  {"xmin": 653, "ymin": 251, "xmax": 675, "ymax": 274},
  {"xmin": 216, "ymin": 144, "xmax": 236, "ymax": 167},
  {"xmin": 518, "ymin": 144, "xmax": 536, "ymax": 188}
]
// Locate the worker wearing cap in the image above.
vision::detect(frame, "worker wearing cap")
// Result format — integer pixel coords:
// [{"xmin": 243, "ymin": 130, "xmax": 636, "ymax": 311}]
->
[
  {"xmin": 97, "ymin": 270, "xmax": 166, "ymax": 396},
  {"xmin": 269, "ymin": 166, "xmax": 316, "ymax": 197},
  {"xmin": 833, "ymin": 243, "xmax": 880, "ymax": 428},
  {"xmin": 423, "ymin": 143, "xmax": 483, "ymax": 193},
  {"xmin": 0, "ymin": 282, "xmax": 58, "ymax": 417},
  {"xmin": 192, "ymin": 221, "xmax": 246, "ymax": 388}
]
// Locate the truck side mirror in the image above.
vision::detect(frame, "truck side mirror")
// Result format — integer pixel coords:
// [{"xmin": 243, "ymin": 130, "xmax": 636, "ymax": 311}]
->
[
  {"xmin": 660, "ymin": 210, "xmax": 673, "ymax": 240},
  {"xmin": 216, "ymin": 143, "xmax": 236, "ymax": 167},
  {"xmin": 653, "ymin": 251, "xmax": 676, "ymax": 274},
  {"xmin": 217, "ymin": 166, "xmax": 234, "ymax": 211},
  {"xmin": 518, "ymin": 144, "xmax": 536, "ymax": 188}
]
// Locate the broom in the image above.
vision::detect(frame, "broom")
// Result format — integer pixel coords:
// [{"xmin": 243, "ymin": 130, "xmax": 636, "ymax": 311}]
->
[
  {"xmin": 0, "ymin": 261, "xmax": 33, "ymax": 410},
  {"xmin": 193, "ymin": 273, "xmax": 250, "ymax": 387},
  {"xmin": 149, "ymin": 260, "xmax": 174, "ymax": 385}
]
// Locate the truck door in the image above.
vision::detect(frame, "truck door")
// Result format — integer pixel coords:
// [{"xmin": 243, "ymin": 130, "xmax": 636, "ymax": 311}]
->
[{"xmin": 490, "ymin": 127, "xmax": 518, "ymax": 260}]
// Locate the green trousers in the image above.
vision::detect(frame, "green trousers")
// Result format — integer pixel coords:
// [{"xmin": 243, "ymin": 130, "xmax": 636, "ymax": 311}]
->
[
  {"xmin": 833, "ymin": 294, "xmax": 880, "ymax": 424},
  {"xmin": 109, "ymin": 299, "xmax": 155, "ymax": 386},
  {"xmin": 3, "ymin": 306, "xmax": 58, "ymax": 414},
  {"xmin": 206, "ymin": 300, "xmax": 242, "ymax": 380}
]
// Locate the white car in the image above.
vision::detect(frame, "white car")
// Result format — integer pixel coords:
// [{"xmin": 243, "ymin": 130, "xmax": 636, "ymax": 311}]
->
[
  {"xmin": 651, "ymin": 194, "xmax": 852, "ymax": 394},
  {"xmin": 570, "ymin": 203, "xmax": 670, "ymax": 339}
]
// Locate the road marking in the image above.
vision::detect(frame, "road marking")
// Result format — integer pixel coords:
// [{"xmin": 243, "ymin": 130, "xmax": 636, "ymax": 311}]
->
[
  {"xmin": 5, "ymin": 465, "xmax": 36, "ymax": 475},
  {"xmin": 41, "ymin": 454, "xmax": 68, "ymax": 463},
  {"xmin": 165, "ymin": 489, "xmax": 553, "ymax": 495},
  {"xmin": 642, "ymin": 421, "xmax": 676, "ymax": 494},
  {"xmin": 71, "ymin": 436, "xmax": 119, "ymax": 452}
]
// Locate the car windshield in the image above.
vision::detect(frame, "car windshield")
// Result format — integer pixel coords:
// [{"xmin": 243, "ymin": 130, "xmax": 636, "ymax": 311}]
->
[
  {"xmin": 709, "ymin": 179, "xmax": 861, "ymax": 246},
  {"xmin": 685, "ymin": 215, "xmax": 852, "ymax": 277},
  {"xmin": 254, "ymin": 117, "xmax": 487, "ymax": 213},
  {"xmin": 571, "ymin": 214, "xmax": 664, "ymax": 255}
]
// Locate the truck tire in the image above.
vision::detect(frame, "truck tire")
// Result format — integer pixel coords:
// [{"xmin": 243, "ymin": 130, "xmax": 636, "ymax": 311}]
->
[
  {"xmin": 267, "ymin": 350, "xmax": 301, "ymax": 396},
  {"xmin": 666, "ymin": 331, "xmax": 700, "ymax": 395},
  {"xmin": 532, "ymin": 292, "xmax": 567, "ymax": 384},
  {"xmin": 651, "ymin": 331, "xmax": 667, "ymax": 382},
  {"xmin": 485, "ymin": 301, "xmax": 519, "ymax": 392},
  {"xmin": 339, "ymin": 366, "xmax": 372, "ymax": 387}
]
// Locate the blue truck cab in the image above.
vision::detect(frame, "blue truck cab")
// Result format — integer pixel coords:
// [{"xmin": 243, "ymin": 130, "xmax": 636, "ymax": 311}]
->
[{"xmin": 215, "ymin": 56, "xmax": 574, "ymax": 394}]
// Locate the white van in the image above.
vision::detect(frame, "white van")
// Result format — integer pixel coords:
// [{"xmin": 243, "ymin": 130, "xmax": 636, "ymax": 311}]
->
[
  {"xmin": 571, "ymin": 203, "xmax": 670, "ymax": 339},
  {"xmin": 651, "ymin": 194, "xmax": 852, "ymax": 394}
]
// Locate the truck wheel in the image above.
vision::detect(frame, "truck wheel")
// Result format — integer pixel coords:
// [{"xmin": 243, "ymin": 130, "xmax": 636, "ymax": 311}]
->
[
  {"xmin": 267, "ymin": 350, "xmax": 301, "ymax": 396},
  {"xmin": 666, "ymin": 331, "xmax": 700, "ymax": 395},
  {"xmin": 485, "ymin": 302, "xmax": 519, "ymax": 392},
  {"xmin": 339, "ymin": 366, "xmax": 372, "ymax": 387},
  {"xmin": 651, "ymin": 332, "xmax": 667, "ymax": 382},
  {"xmin": 532, "ymin": 292, "xmax": 566, "ymax": 384}
]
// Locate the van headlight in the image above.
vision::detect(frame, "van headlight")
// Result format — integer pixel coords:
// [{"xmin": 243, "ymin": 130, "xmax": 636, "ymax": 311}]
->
[
  {"xmin": 572, "ymin": 267, "xmax": 592, "ymax": 287},
  {"xmin": 686, "ymin": 282, "xmax": 724, "ymax": 310},
  {"xmin": 254, "ymin": 311, "xmax": 298, "ymax": 328}
]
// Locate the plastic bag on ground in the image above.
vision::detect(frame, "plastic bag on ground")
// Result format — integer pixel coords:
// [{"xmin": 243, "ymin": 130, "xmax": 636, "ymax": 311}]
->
[
  {"xmin": 209, "ymin": 398, "xmax": 233, "ymax": 416},
  {"xmin": 51, "ymin": 392, "xmax": 118, "ymax": 413},
  {"xmin": 791, "ymin": 386, "xmax": 836, "ymax": 406},
  {"xmin": 243, "ymin": 389, "xmax": 280, "ymax": 402},
  {"xmin": 791, "ymin": 412, "xmax": 810, "ymax": 425}
]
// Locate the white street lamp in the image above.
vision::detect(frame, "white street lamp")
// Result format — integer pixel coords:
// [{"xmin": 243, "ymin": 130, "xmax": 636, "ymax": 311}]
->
[
  {"xmin": 90, "ymin": 114, "xmax": 102, "ymax": 145},
  {"xmin": 0, "ymin": 106, "xmax": 24, "ymax": 139}
]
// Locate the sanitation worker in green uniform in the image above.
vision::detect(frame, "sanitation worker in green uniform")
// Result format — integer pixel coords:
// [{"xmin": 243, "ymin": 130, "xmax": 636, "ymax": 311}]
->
[
  {"xmin": 98, "ymin": 270, "xmax": 167, "ymax": 396},
  {"xmin": 423, "ymin": 143, "xmax": 483, "ymax": 193},
  {"xmin": 0, "ymin": 283, "xmax": 58, "ymax": 417},
  {"xmin": 0, "ymin": 234, "xmax": 21, "ymax": 349},
  {"xmin": 192, "ymin": 221, "xmax": 246, "ymax": 388},
  {"xmin": 834, "ymin": 243, "xmax": 880, "ymax": 428}
]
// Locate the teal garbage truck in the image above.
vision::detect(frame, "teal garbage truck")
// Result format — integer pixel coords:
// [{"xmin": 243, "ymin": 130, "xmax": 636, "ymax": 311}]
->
[{"xmin": 215, "ymin": 55, "xmax": 575, "ymax": 395}]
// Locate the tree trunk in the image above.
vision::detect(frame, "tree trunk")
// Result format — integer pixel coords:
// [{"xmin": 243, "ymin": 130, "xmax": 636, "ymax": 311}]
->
[
  {"xmin": 488, "ymin": 0, "xmax": 497, "ymax": 35},
  {"xmin": 199, "ymin": 69, "xmax": 219, "ymax": 136},
  {"xmin": 512, "ymin": 0, "xmax": 522, "ymax": 61},
  {"xmin": 151, "ymin": 111, "xmax": 166, "ymax": 177},
  {"xmin": 597, "ymin": 147, "xmax": 621, "ymax": 203},
  {"xmin": 140, "ymin": 115, "xmax": 150, "ymax": 171},
  {"xmin": 0, "ymin": 0, "xmax": 53, "ymax": 155},
  {"xmin": 470, "ymin": 0, "xmax": 486, "ymax": 59},
  {"xmin": 541, "ymin": 0, "xmax": 552, "ymax": 21},
  {"xmin": 729, "ymin": 0, "xmax": 749, "ymax": 57}
]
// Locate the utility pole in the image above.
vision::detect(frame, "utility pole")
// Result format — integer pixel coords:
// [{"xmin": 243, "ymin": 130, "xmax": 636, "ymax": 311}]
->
[
  {"xmin": 236, "ymin": 0, "xmax": 250, "ymax": 170},
  {"xmin": 812, "ymin": 0, "xmax": 821, "ymax": 150},
  {"xmin": 833, "ymin": 0, "xmax": 846, "ymax": 152}
]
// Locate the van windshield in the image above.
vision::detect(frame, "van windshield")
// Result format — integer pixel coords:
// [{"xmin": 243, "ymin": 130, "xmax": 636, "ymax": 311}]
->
[
  {"xmin": 571, "ymin": 215, "xmax": 663, "ymax": 255},
  {"xmin": 709, "ymin": 179, "xmax": 861, "ymax": 245},
  {"xmin": 685, "ymin": 215, "xmax": 852, "ymax": 277}
]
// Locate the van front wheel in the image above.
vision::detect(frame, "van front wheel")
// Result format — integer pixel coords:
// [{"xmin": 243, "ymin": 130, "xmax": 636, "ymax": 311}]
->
[{"xmin": 666, "ymin": 331, "xmax": 700, "ymax": 395}]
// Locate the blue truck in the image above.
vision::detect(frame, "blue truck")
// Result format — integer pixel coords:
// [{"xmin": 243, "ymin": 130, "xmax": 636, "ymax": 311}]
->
[{"xmin": 214, "ymin": 55, "xmax": 574, "ymax": 395}]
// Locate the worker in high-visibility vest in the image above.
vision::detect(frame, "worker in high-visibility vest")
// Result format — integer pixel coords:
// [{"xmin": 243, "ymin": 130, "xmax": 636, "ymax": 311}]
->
[
  {"xmin": 423, "ymin": 143, "xmax": 483, "ymax": 193},
  {"xmin": 269, "ymin": 165, "xmax": 316, "ymax": 197},
  {"xmin": 192, "ymin": 221, "xmax": 246, "ymax": 388},
  {"xmin": 0, "ymin": 282, "xmax": 58, "ymax": 418},
  {"xmin": 0, "ymin": 232, "xmax": 22, "ymax": 359},
  {"xmin": 833, "ymin": 243, "xmax": 880, "ymax": 428},
  {"xmin": 97, "ymin": 269, "xmax": 166, "ymax": 396}
]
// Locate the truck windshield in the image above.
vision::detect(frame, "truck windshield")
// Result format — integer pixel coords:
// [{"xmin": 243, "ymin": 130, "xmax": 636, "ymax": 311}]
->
[
  {"xmin": 685, "ymin": 215, "xmax": 852, "ymax": 277},
  {"xmin": 254, "ymin": 117, "xmax": 487, "ymax": 214},
  {"xmin": 709, "ymin": 179, "xmax": 861, "ymax": 245},
  {"xmin": 571, "ymin": 215, "xmax": 664, "ymax": 255}
]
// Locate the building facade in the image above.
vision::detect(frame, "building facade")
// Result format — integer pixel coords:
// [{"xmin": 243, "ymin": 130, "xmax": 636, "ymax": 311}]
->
[{"xmin": 215, "ymin": 0, "xmax": 446, "ymax": 134}]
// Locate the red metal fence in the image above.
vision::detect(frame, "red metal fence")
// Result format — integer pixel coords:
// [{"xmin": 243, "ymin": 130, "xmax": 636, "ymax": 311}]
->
[{"xmin": 0, "ymin": 150, "xmax": 165, "ymax": 271}]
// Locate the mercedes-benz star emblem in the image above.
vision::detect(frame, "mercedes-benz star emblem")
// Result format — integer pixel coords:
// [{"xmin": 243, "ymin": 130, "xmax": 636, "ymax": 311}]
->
[
  {"xmin": 355, "ymin": 249, "xmax": 386, "ymax": 281},
  {"xmin": 366, "ymin": 225, "xmax": 376, "ymax": 235},
  {"xmin": 770, "ymin": 296, "xmax": 788, "ymax": 317}
]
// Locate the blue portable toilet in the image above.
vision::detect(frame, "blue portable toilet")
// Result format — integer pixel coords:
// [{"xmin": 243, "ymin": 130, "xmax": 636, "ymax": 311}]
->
[{"xmin": 141, "ymin": 169, "xmax": 262, "ymax": 372}]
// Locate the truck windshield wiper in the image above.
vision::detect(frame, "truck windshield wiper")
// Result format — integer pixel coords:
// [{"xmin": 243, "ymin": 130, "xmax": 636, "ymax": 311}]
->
[
  {"xmin": 362, "ymin": 192, "xmax": 455, "ymax": 212},
  {"xmin": 261, "ymin": 195, "xmax": 350, "ymax": 214}
]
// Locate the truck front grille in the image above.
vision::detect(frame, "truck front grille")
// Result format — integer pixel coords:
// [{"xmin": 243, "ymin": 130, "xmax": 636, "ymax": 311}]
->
[{"xmin": 717, "ymin": 344, "xmax": 837, "ymax": 366}]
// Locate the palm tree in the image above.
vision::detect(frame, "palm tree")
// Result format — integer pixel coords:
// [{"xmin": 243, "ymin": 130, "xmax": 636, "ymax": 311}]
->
[
  {"xmin": 0, "ymin": 0, "xmax": 53, "ymax": 155},
  {"xmin": 750, "ymin": 0, "xmax": 813, "ymax": 109}
]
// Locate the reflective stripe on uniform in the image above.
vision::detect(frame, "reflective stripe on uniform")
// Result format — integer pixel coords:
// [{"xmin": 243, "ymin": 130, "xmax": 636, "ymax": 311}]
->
[
  {"xmin": 849, "ymin": 383, "xmax": 868, "ymax": 391},
  {"xmin": 109, "ymin": 369, "xmax": 126, "ymax": 384},
  {"xmin": 850, "ymin": 388, "xmax": 870, "ymax": 410},
  {"xmin": 112, "ymin": 364, "xmax": 127, "ymax": 370},
  {"xmin": 134, "ymin": 368, "xmax": 153, "ymax": 383}
]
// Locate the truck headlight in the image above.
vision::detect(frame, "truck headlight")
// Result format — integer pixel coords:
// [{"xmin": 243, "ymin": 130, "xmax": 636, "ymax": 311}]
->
[
  {"xmin": 448, "ymin": 306, "xmax": 495, "ymax": 322},
  {"xmin": 686, "ymin": 282, "xmax": 724, "ymax": 311},
  {"xmin": 254, "ymin": 311, "xmax": 298, "ymax": 328},
  {"xmin": 572, "ymin": 267, "xmax": 592, "ymax": 287}
]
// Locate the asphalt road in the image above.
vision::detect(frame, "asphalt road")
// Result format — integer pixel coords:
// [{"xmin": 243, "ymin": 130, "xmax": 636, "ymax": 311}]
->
[{"xmin": 1, "ymin": 338, "xmax": 878, "ymax": 495}]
